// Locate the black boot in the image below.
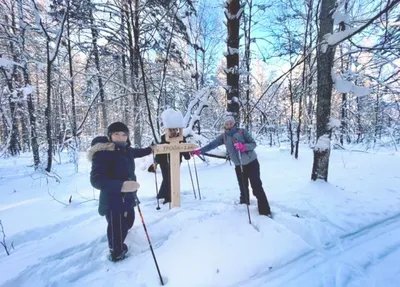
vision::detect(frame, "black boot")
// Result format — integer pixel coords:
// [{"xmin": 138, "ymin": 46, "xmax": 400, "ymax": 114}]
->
[
  {"xmin": 257, "ymin": 199, "xmax": 271, "ymax": 217},
  {"xmin": 240, "ymin": 197, "xmax": 249, "ymax": 205},
  {"xmin": 109, "ymin": 243, "xmax": 128, "ymax": 262}
]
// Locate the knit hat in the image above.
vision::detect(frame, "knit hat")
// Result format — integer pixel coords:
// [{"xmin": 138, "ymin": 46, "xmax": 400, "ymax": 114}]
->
[
  {"xmin": 107, "ymin": 122, "xmax": 129, "ymax": 138},
  {"xmin": 224, "ymin": 115, "xmax": 235, "ymax": 124}
]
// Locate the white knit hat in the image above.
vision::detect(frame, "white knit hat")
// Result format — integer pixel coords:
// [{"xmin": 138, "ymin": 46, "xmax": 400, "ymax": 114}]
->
[{"xmin": 224, "ymin": 115, "xmax": 235, "ymax": 124}]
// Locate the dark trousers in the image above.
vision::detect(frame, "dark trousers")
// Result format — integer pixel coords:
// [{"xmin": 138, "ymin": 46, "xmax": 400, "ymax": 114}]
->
[
  {"xmin": 105, "ymin": 209, "xmax": 135, "ymax": 255},
  {"xmin": 235, "ymin": 158, "xmax": 271, "ymax": 213},
  {"xmin": 157, "ymin": 164, "xmax": 171, "ymax": 200}
]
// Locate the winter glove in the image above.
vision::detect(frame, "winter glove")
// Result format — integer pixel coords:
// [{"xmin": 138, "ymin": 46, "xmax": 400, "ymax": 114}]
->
[
  {"xmin": 234, "ymin": 142, "xmax": 246, "ymax": 152},
  {"xmin": 121, "ymin": 180, "xmax": 140, "ymax": 192},
  {"xmin": 191, "ymin": 150, "xmax": 201, "ymax": 156}
]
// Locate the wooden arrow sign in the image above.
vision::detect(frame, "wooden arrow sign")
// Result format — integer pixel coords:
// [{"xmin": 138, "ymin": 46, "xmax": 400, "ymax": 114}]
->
[{"xmin": 153, "ymin": 143, "xmax": 198, "ymax": 155}]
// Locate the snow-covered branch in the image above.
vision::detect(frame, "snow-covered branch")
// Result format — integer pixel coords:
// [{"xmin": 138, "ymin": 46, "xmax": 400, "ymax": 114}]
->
[
  {"xmin": 325, "ymin": 0, "xmax": 400, "ymax": 47},
  {"xmin": 182, "ymin": 87, "xmax": 213, "ymax": 137}
]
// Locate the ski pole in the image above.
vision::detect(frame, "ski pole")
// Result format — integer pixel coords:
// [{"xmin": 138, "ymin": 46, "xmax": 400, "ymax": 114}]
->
[
  {"xmin": 237, "ymin": 151, "xmax": 252, "ymax": 225},
  {"xmin": 187, "ymin": 160, "xmax": 197, "ymax": 199},
  {"xmin": 152, "ymin": 152, "xmax": 161, "ymax": 210},
  {"xmin": 192, "ymin": 155, "xmax": 202, "ymax": 200},
  {"xmin": 135, "ymin": 196, "xmax": 164, "ymax": 285}
]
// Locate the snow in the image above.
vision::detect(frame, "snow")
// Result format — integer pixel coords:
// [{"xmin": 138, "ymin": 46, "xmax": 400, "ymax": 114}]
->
[
  {"xmin": 333, "ymin": 74, "xmax": 371, "ymax": 97},
  {"xmin": 314, "ymin": 134, "xmax": 331, "ymax": 151},
  {"xmin": 223, "ymin": 47, "xmax": 240, "ymax": 56},
  {"xmin": 0, "ymin": 58, "xmax": 22, "ymax": 69},
  {"xmin": 182, "ymin": 88, "xmax": 212, "ymax": 137},
  {"xmin": 335, "ymin": 77, "xmax": 353, "ymax": 93},
  {"xmin": 1, "ymin": 145, "xmax": 400, "ymax": 286},
  {"xmin": 225, "ymin": 8, "xmax": 244, "ymax": 20},
  {"xmin": 328, "ymin": 117, "xmax": 341, "ymax": 129},
  {"xmin": 21, "ymin": 85, "xmax": 34, "ymax": 96},
  {"xmin": 321, "ymin": 43, "xmax": 328, "ymax": 53},
  {"xmin": 325, "ymin": 27, "xmax": 358, "ymax": 46},
  {"xmin": 33, "ymin": 5, "xmax": 41, "ymax": 28},
  {"xmin": 352, "ymin": 85, "xmax": 371, "ymax": 97},
  {"xmin": 332, "ymin": 10, "xmax": 350, "ymax": 27},
  {"xmin": 161, "ymin": 108, "xmax": 184, "ymax": 128}
]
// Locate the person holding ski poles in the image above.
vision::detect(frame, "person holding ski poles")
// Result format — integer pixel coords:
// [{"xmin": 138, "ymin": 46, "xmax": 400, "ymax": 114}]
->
[
  {"xmin": 191, "ymin": 115, "xmax": 272, "ymax": 217},
  {"xmin": 89, "ymin": 122, "xmax": 153, "ymax": 262}
]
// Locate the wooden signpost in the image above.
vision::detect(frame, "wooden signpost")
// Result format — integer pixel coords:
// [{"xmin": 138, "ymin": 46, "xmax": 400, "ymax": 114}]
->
[{"xmin": 153, "ymin": 127, "xmax": 198, "ymax": 208}]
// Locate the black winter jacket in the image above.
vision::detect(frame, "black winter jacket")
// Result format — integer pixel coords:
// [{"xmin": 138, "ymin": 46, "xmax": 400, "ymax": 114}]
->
[{"xmin": 88, "ymin": 136, "xmax": 152, "ymax": 216}]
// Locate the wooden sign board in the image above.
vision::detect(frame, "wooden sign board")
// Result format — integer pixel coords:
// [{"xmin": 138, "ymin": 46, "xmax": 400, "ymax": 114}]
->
[{"xmin": 153, "ymin": 128, "xmax": 198, "ymax": 208}]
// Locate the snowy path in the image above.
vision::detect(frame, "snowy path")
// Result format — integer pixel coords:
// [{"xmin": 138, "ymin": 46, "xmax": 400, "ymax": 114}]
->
[
  {"xmin": 1, "ymin": 148, "xmax": 399, "ymax": 286},
  {"xmin": 236, "ymin": 212, "xmax": 400, "ymax": 287}
]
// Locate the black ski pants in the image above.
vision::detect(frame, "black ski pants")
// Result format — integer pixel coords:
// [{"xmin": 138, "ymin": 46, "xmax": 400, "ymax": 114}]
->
[
  {"xmin": 234, "ymin": 158, "xmax": 270, "ymax": 208},
  {"xmin": 105, "ymin": 209, "xmax": 135, "ymax": 255}
]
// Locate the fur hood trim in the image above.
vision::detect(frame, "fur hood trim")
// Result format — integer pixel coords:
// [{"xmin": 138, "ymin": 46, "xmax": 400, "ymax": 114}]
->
[{"xmin": 87, "ymin": 142, "xmax": 115, "ymax": 161}]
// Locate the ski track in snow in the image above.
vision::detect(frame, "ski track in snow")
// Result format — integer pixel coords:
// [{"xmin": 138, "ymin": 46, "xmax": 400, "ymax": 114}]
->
[
  {"xmin": 7, "ymin": 211, "xmax": 95, "ymax": 246},
  {"xmin": 2, "ymin": 191, "xmax": 400, "ymax": 286},
  {"xmin": 1, "ymin": 150, "xmax": 399, "ymax": 286},
  {"xmin": 1, "ymin": 194, "xmax": 251, "ymax": 286},
  {"xmin": 232, "ymin": 212, "xmax": 400, "ymax": 287}
]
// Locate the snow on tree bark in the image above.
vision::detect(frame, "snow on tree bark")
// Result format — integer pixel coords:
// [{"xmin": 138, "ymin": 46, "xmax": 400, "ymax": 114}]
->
[
  {"xmin": 311, "ymin": 0, "xmax": 337, "ymax": 181},
  {"xmin": 225, "ymin": 0, "xmax": 242, "ymax": 122}
]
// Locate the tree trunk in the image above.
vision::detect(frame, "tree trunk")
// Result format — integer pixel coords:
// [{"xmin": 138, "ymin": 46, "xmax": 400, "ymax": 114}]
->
[
  {"xmin": 356, "ymin": 96, "xmax": 362, "ymax": 143},
  {"xmin": 24, "ymin": 68, "xmax": 40, "ymax": 167},
  {"xmin": 132, "ymin": 0, "xmax": 142, "ymax": 147},
  {"xmin": 201, "ymin": 50, "xmax": 205, "ymax": 88},
  {"xmin": 311, "ymin": 0, "xmax": 337, "ymax": 181},
  {"xmin": 340, "ymin": 91, "xmax": 347, "ymax": 145},
  {"xmin": 45, "ymin": 41, "xmax": 53, "ymax": 172},
  {"xmin": 40, "ymin": 7, "xmax": 67, "ymax": 173},
  {"xmin": 20, "ymin": 106, "xmax": 30, "ymax": 152},
  {"xmin": 17, "ymin": 0, "xmax": 37, "ymax": 156},
  {"xmin": 194, "ymin": 47, "xmax": 199, "ymax": 90},
  {"xmin": 288, "ymin": 73, "xmax": 294, "ymax": 156},
  {"xmin": 89, "ymin": 1, "xmax": 107, "ymax": 134},
  {"xmin": 135, "ymin": 2, "xmax": 158, "ymax": 143},
  {"xmin": 243, "ymin": 0, "xmax": 253, "ymax": 131},
  {"xmin": 67, "ymin": 1, "xmax": 79, "ymax": 172},
  {"xmin": 6, "ymin": 10, "xmax": 21, "ymax": 156},
  {"xmin": 225, "ymin": 0, "xmax": 241, "ymax": 121},
  {"xmin": 125, "ymin": 2, "xmax": 138, "ymax": 144},
  {"xmin": 120, "ymin": 7, "xmax": 129, "ymax": 124},
  {"xmin": 294, "ymin": 0, "xmax": 312, "ymax": 159}
]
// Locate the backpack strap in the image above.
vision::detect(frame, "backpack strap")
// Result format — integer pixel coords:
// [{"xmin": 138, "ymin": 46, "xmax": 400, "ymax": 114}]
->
[{"xmin": 223, "ymin": 128, "xmax": 244, "ymax": 145}]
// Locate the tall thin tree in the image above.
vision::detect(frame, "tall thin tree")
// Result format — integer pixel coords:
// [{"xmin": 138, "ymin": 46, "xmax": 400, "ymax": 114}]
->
[
  {"xmin": 311, "ymin": 0, "xmax": 337, "ymax": 181},
  {"xmin": 225, "ymin": 0, "xmax": 243, "ymax": 121}
]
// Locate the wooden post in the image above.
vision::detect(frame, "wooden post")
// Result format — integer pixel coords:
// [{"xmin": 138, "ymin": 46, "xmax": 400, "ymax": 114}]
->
[{"xmin": 153, "ymin": 128, "xmax": 198, "ymax": 208}]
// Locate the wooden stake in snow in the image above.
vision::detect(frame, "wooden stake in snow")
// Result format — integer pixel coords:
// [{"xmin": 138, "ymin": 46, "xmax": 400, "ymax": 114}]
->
[{"xmin": 153, "ymin": 109, "xmax": 198, "ymax": 208}]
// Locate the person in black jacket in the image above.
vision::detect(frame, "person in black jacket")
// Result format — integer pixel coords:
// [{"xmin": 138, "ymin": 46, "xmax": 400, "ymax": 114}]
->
[
  {"xmin": 88, "ymin": 122, "xmax": 152, "ymax": 262},
  {"xmin": 154, "ymin": 128, "xmax": 190, "ymax": 204}
]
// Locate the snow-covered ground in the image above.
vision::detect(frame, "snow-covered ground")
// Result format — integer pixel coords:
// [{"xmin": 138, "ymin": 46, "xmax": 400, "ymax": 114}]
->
[{"xmin": 1, "ymin": 145, "xmax": 399, "ymax": 287}]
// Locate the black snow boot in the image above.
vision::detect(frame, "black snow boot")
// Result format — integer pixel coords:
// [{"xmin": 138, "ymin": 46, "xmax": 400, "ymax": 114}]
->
[
  {"xmin": 109, "ymin": 243, "xmax": 128, "ymax": 262},
  {"xmin": 240, "ymin": 197, "xmax": 249, "ymax": 205},
  {"xmin": 257, "ymin": 199, "xmax": 271, "ymax": 217}
]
